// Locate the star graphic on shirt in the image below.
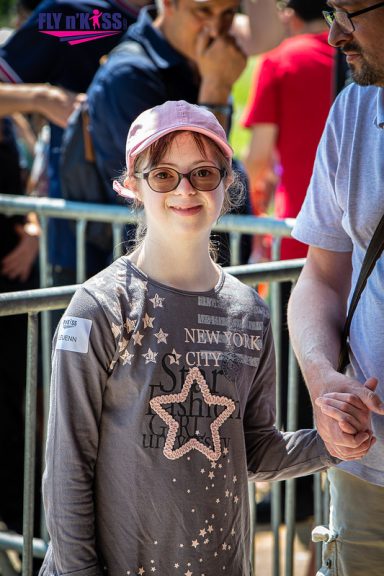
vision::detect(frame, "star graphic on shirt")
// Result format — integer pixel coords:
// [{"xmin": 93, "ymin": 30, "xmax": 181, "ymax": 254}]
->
[
  {"xmin": 168, "ymin": 348, "xmax": 181, "ymax": 365},
  {"xmin": 119, "ymin": 338, "xmax": 129, "ymax": 352},
  {"xmin": 149, "ymin": 367, "xmax": 235, "ymax": 462},
  {"xmin": 143, "ymin": 313, "xmax": 155, "ymax": 329},
  {"xmin": 234, "ymin": 495, "xmax": 239, "ymax": 504},
  {"xmin": 125, "ymin": 318, "xmax": 136, "ymax": 333},
  {"xmin": 111, "ymin": 322, "xmax": 121, "ymax": 338},
  {"xmin": 208, "ymin": 471, "xmax": 215, "ymax": 479},
  {"xmin": 120, "ymin": 350, "xmax": 134, "ymax": 365},
  {"xmin": 142, "ymin": 348, "xmax": 158, "ymax": 364},
  {"xmin": 138, "ymin": 568, "xmax": 145, "ymax": 576},
  {"xmin": 154, "ymin": 328, "xmax": 168, "ymax": 344},
  {"xmin": 185, "ymin": 571, "xmax": 193, "ymax": 576},
  {"xmin": 191, "ymin": 539, "xmax": 199, "ymax": 548},
  {"xmin": 132, "ymin": 331, "xmax": 144, "ymax": 346},
  {"xmin": 199, "ymin": 528, "xmax": 207, "ymax": 537},
  {"xmin": 149, "ymin": 293, "xmax": 165, "ymax": 308}
]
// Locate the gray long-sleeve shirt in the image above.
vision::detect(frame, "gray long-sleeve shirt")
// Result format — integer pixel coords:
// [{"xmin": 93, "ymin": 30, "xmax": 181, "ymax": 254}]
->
[{"xmin": 40, "ymin": 257, "xmax": 334, "ymax": 576}]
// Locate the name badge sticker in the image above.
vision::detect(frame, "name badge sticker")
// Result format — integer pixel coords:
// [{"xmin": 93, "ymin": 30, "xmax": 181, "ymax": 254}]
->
[{"xmin": 56, "ymin": 316, "xmax": 93, "ymax": 353}]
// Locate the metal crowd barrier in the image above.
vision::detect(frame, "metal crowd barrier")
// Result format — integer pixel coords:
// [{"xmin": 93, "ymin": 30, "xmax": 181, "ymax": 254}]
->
[{"xmin": 0, "ymin": 195, "xmax": 327, "ymax": 576}]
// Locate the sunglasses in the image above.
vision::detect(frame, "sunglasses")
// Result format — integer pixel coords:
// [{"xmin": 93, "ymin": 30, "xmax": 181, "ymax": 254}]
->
[
  {"xmin": 134, "ymin": 166, "xmax": 227, "ymax": 193},
  {"xmin": 322, "ymin": 0, "xmax": 384, "ymax": 34}
]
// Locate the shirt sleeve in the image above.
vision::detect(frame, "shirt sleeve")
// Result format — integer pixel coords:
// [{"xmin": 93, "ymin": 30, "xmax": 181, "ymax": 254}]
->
[
  {"xmin": 41, "ymin": 286, "xmax": 118, "ymax": 576},
  {"xmin": 0, "ymin": 3, "xmax": 59, "ymax": 83},
  {"xmin": 241, "ymin": 55, "xmax": 279, "ymax": 128},
  {"xmin": 89, "ymin": 56, "xmax": 168, "ymax": 201},
  {"xmin": 292, "ymin": 91, "xmax": 353, "ymax": 252},
  {"xmin": 244, "ymin": 317, "xmax": 337, "ymax": 481}
]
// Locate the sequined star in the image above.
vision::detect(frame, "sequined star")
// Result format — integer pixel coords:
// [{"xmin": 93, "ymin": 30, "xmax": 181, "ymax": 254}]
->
[
  {"xmin": 120, "ymin": 350, "xmax": 134, "ymax": 365},
  {"xmin": 125, "ymin": 318, "xmax": 136, "ymax": 333},
  {"xmin": 111, "ymin": 322, "xmax": 121, "ymax": 338},
  {"xmin": 142, "ymin": 348, "xmax": 158, "ymax": 364},
  {"xmin": 138, "ymin": 568, "xmax": 145, "ymax": 576},
  {"xmin": 234, "ymin": 495, "xmax": 239, "ymax": 504},
  {"xmin": 185, "ymin": 571, "xmax": 192, "ymax": 576},
  {"xmin": 191, "ymin": 539, "xmax": 199, "ymax": 548},
  {"xmin": 222, "ymin": 543, "xmax": 228, "ymax": 551},
  {"xmin": 154, "ymin": 328, "xmax": 168, "ymax": 344},
  {"xmin": 143, "ymin": 313, "xmax": 155, "ymax": 329},
  {"xmin": 132, "ymin": 332, "xmax": 144, "ymax": 346},
  {"xmin": 199, "ymin": 528, "xmax": 207, "ymax": 537},
  {"xmin": 207, "ymin": 525, "xmax": 214, "ymax": 533},
  {"xmin": 119, "ymin": 338, "xmax": 129, "ymax": 352},
  {"xmin": 149, "ymin": 367, "xmax": 236, "ymax": 462},
  {"xmin": 168, "ymin": 348, "xmax": 181, "ymax": 365},
  {"xmin": 149, "ymin": 294, "xmax": 165, "ymax": 308},
  {"xmin": 208, "ymin": 471, "xmax": 215, "ymax": 479}
]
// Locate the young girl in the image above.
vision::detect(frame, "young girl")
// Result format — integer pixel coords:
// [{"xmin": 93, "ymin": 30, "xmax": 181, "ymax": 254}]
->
[{"xmin": 41, "ymin": 100, "xmax": 339, "ymax": 576}]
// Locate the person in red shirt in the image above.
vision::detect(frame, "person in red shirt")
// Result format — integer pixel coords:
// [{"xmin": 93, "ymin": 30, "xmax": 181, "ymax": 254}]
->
[{"xmin": 242, "ymin": 0, "xmax": 334, "ymax": 261}]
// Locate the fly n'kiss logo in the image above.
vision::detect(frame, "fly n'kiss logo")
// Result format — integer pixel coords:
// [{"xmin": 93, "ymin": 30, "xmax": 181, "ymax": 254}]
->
[{"xmin": 38, "ymin": 10, "xmax": 128, "ymax": 45}]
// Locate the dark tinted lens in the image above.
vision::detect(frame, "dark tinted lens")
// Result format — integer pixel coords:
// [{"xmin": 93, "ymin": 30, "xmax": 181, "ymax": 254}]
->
[
  {"xmin": 190, "ymin": 166, "xmax": 222, "ymax": 191},
  {"xmin": 148, "ymin": 168, "xmax": 179, "ymax": 192}
]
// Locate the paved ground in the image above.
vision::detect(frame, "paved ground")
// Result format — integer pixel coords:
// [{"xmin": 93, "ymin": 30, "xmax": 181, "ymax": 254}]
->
[{"xmin": 253, "ymin": 523, "xmax": 315, "ymax": 576}]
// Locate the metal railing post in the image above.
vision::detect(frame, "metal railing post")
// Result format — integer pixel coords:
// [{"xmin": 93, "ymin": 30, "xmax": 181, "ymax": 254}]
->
[{"xmin": 22, "ymin": 313, "xmax": 39, "ymax": 576}]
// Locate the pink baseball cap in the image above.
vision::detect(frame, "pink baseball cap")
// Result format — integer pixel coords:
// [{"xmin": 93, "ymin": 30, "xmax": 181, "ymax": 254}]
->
[{"xmin": 113, "ymin": 100, "xmax": 233, "ymax": 199}]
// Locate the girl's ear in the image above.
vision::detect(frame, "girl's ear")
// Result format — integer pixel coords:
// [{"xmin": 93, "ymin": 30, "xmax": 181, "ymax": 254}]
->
[{"xmin": 124, "ymin": 175, "xmax": 142, "ymax": 202}]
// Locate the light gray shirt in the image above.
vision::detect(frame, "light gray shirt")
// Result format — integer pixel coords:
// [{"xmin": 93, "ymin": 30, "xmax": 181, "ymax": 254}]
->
[
  {"xmin": 40, "ymin": 257, "xmax": 333, "ymax": 576},
  {"xmin": 293, "ymin": 83, "xmax": 384, "ymax": 486}
]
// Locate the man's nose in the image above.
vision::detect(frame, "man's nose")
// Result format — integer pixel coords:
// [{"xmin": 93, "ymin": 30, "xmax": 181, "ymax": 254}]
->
[
  {"xmin": 205, "ymin": 16, "xmax": 224, "ymax": 38},
  {"xmin": 328, "ymin": 20, "xmax": 353, "ymax": 48}
]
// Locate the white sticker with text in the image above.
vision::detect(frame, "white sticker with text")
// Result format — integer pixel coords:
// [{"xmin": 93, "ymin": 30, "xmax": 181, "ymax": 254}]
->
[{"xmin": 56, "ymin": 316, "xmax": 92, "ymax": 354}]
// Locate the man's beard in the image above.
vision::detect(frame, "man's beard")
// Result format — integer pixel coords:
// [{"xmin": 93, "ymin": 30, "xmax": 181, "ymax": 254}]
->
[
  {"xmin": 350, "ymin": 59, "xmax": 384, "ymax": 86},
  {"xmin": 343, "ymin": 42, "xmax": 384, "ymax": 86}
]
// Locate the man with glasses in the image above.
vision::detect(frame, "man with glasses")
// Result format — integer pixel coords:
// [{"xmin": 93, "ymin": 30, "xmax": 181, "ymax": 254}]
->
[{"xmin": 288, "ymin": 1, "xmax": 384, "ymax": 574}]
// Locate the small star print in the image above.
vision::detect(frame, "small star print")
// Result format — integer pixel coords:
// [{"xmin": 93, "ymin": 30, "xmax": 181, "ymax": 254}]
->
[
  {"xmin": 143, "ymin": 313, "xmax": 155, "ymax": 328},
  {"xmin": 154, "ymin": 328, "xmax": 168, "ymax": 344},
  {"xmin": 142, "ymin": 348, "xmax": 158, "ymax": 364},
  {"xmin": 168, "ymin": 348, "xmax": 181, "ymax": 364},
  {"xmin": 149, "ymin": 294, "xmax": 165, "ymax": 308},
  {"xmin": 132, "ymin": 332, "xmax": 144, "ymax": 346}
]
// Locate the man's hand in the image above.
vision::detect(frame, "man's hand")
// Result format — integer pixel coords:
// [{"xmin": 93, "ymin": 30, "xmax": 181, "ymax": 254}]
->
[
  {"xmin": 313, "ymin": 373, "xmax": 384, "ymax": 460},
  {"xmin": 1, "ymin": 223, "xmax": 39, "ymax": 282},
  {"xmin": 196, "ymin": 27, "xmax": 247, "ymax": 103}
]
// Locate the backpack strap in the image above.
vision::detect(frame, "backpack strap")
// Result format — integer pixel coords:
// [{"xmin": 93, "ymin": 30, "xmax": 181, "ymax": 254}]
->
[{"xmin": 337, "ymin": 212, "xmax": 384, "ymax": 372}]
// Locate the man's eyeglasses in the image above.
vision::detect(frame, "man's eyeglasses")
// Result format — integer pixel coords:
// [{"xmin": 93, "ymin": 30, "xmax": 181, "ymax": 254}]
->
[
  {"xmin": 134, "ymin": 166, "xmax": 227, "ymax": 193},
  {"xmin": 323, "ymin": 1, "xmax": 384, "ymax": 34}
]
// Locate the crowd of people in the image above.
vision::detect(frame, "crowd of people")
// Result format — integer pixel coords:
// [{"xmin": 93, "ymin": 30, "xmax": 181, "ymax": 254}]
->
[{"xmin": 1, "ymin": 1, "xmax": 384, "ymax": 575}]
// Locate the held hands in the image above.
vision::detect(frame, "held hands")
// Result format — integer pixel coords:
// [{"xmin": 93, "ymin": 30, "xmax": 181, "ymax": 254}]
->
[
  {"xmin": 196, "ymin": 26, "xmax": 247, "ymax": 102},
  {"xmin": 315, "ymin": 375, "xmax": 384, "ymax": 461}
]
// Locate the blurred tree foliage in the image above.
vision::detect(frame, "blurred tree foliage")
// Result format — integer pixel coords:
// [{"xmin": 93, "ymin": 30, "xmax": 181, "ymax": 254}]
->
[{"xmin": 0, "ymin": 0, "xmax": 16, "ymax": 26}]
